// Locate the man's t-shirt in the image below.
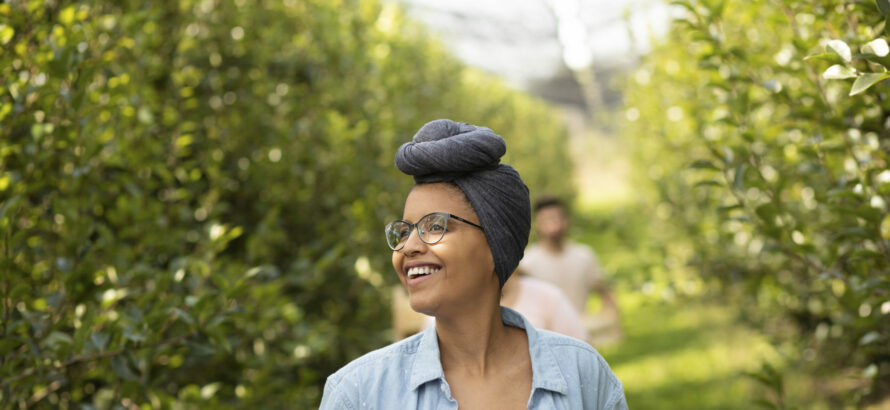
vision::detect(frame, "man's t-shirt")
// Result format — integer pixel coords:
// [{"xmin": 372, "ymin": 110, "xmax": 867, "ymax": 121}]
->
[{"xmin": 518, "ymin": 241, "xmax": 603, "ymax": 314}]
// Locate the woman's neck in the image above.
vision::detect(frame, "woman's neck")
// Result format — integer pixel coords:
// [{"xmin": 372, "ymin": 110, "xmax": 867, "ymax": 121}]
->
[
  {"xmin": 435, "ymin": 301, "xmax": 513, "ymax": 376},
  {"xmin": 500, "ymin": 276, "xmax": 521, "ymax": 309}
]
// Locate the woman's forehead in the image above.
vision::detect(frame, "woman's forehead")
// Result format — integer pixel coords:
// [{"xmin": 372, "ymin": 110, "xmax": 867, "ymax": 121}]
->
[{"xmin": 402, "ymin": 183, "xmax": 475, "ymax": 220}]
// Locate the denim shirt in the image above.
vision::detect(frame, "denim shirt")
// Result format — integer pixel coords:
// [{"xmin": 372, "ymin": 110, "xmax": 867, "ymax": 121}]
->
[{"xmin": 320, "ymin": 307, "xmax": 627, "ymax": 409}]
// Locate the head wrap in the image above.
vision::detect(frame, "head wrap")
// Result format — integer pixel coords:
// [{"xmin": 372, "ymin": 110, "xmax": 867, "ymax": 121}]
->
[{"xmin": 395, "ymin": 119, "xmax": 531, "ymax": 288}]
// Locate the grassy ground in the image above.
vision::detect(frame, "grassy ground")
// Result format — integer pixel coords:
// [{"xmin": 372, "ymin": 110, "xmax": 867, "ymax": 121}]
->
[
  {"xmin": 594, "ymin": 290, "xmax": 780, "ymax": 409},
  {"xmin": 571, "ymin": 196, "xmax": 779, "ymax": 408}
]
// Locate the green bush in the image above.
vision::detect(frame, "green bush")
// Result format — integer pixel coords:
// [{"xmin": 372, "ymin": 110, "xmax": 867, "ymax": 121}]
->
[
  {"xmin": 0, "ymin": 0, "xmax": 574, "ymax": 407},
  {"xmin": 621, "ymin": 0, "xmax": 889, "ymax": 406}
]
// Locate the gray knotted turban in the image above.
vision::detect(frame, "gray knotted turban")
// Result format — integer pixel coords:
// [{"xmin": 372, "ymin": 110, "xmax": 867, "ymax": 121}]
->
[{"xmin": 395, "ymin": 119, "xmax": 531, "ymax": 288}]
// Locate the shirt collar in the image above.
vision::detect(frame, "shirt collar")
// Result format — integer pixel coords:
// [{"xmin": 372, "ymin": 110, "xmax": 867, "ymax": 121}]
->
[
  {"xmin": 409, "ymin": 321, "xmax": 445, "ymax": 390},
  {"xmin": 408, "ymin": 306, "xmax": 569, "ymax": 395},
  {"xmin": 502, "ymin": 306, "xmax": 569, "ymax": 395}
]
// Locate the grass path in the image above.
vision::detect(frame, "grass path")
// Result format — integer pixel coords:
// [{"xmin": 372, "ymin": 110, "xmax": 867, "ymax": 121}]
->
[{"xmin": 595, "ymin": 291, "xmax": 780, "ymax": 409}]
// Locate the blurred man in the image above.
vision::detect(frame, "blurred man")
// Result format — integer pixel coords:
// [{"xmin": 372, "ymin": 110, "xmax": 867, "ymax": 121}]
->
[{"xmin": 518, "ymin": 196, "xmax": 620, "ymax": 343}]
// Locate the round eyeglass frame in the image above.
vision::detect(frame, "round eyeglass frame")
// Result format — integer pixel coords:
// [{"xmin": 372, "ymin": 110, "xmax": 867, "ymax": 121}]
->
[{"xmin": 384, "ymin": 212, "xmax": 484, "ymax": 251}]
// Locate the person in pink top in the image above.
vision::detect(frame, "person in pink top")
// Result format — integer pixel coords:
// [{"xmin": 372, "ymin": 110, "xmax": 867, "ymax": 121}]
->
[
  {"xmin": 499, "ymin": 272, "xmax": 588, "ymax": 341},
  {"xmin": 425, "ymin": 269, "xmax": 588, "ymax": 341}
]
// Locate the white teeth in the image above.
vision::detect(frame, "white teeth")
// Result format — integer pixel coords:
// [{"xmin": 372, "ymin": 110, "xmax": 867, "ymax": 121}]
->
[{"xmin": 407, "ymin": 266, "xmax": 440, "ymax": 278}]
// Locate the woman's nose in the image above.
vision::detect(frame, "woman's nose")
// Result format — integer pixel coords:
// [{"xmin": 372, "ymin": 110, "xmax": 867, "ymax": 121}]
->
[{"xmin": 401, "ymin": 228, "xmax": 426, "ymax": 255}]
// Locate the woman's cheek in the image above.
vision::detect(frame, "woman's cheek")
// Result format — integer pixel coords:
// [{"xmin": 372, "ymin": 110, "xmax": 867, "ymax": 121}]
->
[{"xmin": 392, "ymin": 252, "xmax": 403, "ymax": 277}]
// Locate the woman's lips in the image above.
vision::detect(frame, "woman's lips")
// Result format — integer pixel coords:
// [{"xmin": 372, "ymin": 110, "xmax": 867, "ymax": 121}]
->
[{"xmin": 405, "ymin": 264, "xmax": 441, "ymax": 286}]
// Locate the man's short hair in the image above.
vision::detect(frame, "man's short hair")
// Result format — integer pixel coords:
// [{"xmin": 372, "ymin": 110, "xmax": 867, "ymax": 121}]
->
[{"xmin": 533, "ymin": 195, "xmax": 568, "ymax": 214}]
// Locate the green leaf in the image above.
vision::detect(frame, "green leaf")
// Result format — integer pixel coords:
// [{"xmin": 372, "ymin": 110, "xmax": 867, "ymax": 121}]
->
[
  {"xmin": 695, "ymin": 180, "xmax": 723, "ymax": 188},
  {"xmin": 850, "ymin": 72, "xmax": 890, "ymax": 95},
  {"xmin": 722, "ymin": 146, "xmax": 734, "ymax": 163},
  {"xmin": 186, "ymin": 341, "xmax": 216, "ymax": 356},
  {"xmin": 670, "ymin": 0, "xmax": 699, "ymax": 15},
  {"xmin": 743, "ymin": 370, "xmax": 777, "ymax": 389},
  {"xmin": 44, "ymin": 331, "xmax": 74, "ymax": 350},
  {"xmin": 173, "ymin": 308, "xmax": 195, "ymax": 325},
  {"xmin": 0, "ymin": 339, "xmax": 21, "ymax": 355},
  {"xmin": 689, "ymin": 159, "xmax": 721, "ymax": 170},
  {"xmin": 822, "ymin": 64, "xmax": 857, "ymax": 80},
  {"xmin": 886, "ymin": 14, "xmax": 890, "ymax": 37},
  {"xmin": 827, "ymin": 187, "xmax": 861, "ymax": 199},
  {"xmin": 718, "ymin": 204, "xmax": 743, "ymax": 213},
  {"xmin": 836, "ymin": 227, "xmax": 873, "ymax": 240},
  {"xmin": 0, "ymin": 195, "xmax": 20, "ymax": 222},
  {"xmin": 864, "ymin": 363, "xmax": 879, "ymax": 379},
  {"xmin": 208, "ymin": 330, "xmax": 232, "ymax": 353},
  {"xmin": 123, "ymin": 326, "xmax": 146, "ymax": 342},
  {"xmin": 0, "ymin": 24, "xmax": 13, "ymax": 45},
  {"xmin": 859, "ymin": 53, "xmax": 890, "ymax": 69},
  {"xmin": 111, "ymin": 354, "xmax": 140, "ymax": 381},
  {"xmin": 201, "ymin": 382, "xmax": 221, "ymax": 399},
  {"xmin": 755, "ymin": 203, "xmax": 778, "ymax": 225},
  {"xmin": 733, "ymin": 164, "xmax": 748, "ymax": 190},
  {"xmin": 859, "ymin": 331, "xmax": 881, "ymax": 345},
  {"xmin": 90, "ymin": 332, "xmax": 110, "ymax": 351},
  {"xmin": 827, "ymin": 39, "xmax": 852, "ymax": 62},
  {"xmin": 877, "ymin": 0, "xmax": 890, "ymax": 16},
  {"xmin": 851, "ymin": 249, "xmax": 884, "ymax": 261},
  {"xmin": 862, "ymin": 38, "xmax": 890, "ymax": 57},
  {"xmin": 209, "ymin": 272, "xmax": 230, "ymax": 291},
  {"xmin": 9, "ymin": 283, "xmax": 29, "ymax": 302},
  {"xmin": 804, "ymin": 52, "xmax": 843, "ymax": 64},
  {"xmin": 0, "ymin": 103, "xmax": 11, "ymax": 122},
  {"xmin": 59, "ymin": 6, "xmax": 76, "ymax": 26}
]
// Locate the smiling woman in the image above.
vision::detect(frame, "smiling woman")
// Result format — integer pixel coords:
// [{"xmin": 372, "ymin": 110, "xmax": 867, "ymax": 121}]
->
[
  {"xmin": 320, "ymin": 119, "xmax": 627, "ymax": 409},
  {"xmin": 393, "ymin": 183, "xmax": 497, "ymax": 319}
]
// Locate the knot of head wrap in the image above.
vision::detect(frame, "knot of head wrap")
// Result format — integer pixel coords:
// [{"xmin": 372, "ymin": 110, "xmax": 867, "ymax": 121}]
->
[{"xmin": 395, "ymin": 119, "xmax": 531, "ymax": 288}]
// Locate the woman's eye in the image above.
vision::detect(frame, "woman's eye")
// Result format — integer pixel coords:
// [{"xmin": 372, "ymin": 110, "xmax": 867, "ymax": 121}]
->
[{"xmin": 427, "ymin": 223, "xmax": 445, "ymax": 232}]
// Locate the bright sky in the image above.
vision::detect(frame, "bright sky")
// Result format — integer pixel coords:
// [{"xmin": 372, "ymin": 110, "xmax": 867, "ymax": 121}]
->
[{"xmin": 396, "ymin": 0, "xmax": 673, "ymax": 88}]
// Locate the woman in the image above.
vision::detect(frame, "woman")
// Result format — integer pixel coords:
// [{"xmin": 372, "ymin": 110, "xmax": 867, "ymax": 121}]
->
[{"xmin": 320, "ymin": 120, "xmax": 626, "ymax": 409}]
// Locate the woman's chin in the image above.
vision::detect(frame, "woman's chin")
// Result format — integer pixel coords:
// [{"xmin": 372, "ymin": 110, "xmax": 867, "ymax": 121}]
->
[{"xmin": 408, "ymin": 295, "xmax": 437, "ymax": 317}]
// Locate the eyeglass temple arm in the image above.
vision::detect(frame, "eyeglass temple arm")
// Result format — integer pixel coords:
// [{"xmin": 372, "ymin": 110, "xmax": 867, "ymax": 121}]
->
[{"xmin": 448, "ymin": 214, "xmax": 484, "ymax": 231}]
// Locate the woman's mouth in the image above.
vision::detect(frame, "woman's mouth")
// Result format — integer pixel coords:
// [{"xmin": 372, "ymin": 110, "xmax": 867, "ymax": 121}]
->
[{"xmin": 407, "ymin": 265, "xmax": 441, "ymax": 279}]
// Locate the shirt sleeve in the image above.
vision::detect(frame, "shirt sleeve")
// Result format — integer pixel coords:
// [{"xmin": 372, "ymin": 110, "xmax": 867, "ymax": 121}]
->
[
  {"xmin": 604, "ymin": 379, "xmax": 628, "ymax": 410},
  {"xmin": 319, "ymin": 374, "xmax": 356, "ymax": 410}
]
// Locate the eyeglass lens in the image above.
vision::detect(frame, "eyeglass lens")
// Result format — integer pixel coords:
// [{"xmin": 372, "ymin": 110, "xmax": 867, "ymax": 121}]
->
[{"xmin": 386, "ymin": 213, "xmax": 449, "ymax": 250}]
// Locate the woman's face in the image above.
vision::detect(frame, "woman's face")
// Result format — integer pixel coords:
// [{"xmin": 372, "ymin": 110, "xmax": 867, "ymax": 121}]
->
[{"xmin": 392, "ymin": 183, "xmax": 497, "ymax": 317}]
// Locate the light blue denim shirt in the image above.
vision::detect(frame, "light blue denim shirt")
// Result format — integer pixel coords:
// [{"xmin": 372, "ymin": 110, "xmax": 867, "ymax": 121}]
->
[{"xmin": 320, "ymin": 306, "xmax": 627, "ymax": 409}]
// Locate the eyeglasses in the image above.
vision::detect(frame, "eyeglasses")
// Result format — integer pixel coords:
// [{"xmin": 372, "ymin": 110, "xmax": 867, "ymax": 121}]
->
[{"xmin": 385, "ymin": 212, "xmax": 484, "ymax": 251}]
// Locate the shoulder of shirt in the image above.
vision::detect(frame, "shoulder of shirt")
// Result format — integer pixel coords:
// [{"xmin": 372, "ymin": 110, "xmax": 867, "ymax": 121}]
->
[
  {"xmin": 326, "ymin": 332, "xmax": 423, "ymax": 386},
  {"xmin": 536, "ymin": 327, "xmax": 594, "ymax": 351},
  {"xmin": 535, "ymin": 329, "xmax": 617, "ymax": 375}
]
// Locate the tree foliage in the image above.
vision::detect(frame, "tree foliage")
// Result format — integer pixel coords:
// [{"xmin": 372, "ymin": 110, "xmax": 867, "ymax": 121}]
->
[
  {"xmin": 622, "ymin": 0, "xmax": 890, "ymax": 405},
  {"xmin": 0, "ymin": 0, "xmax": 574, "ymax": 407}
]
